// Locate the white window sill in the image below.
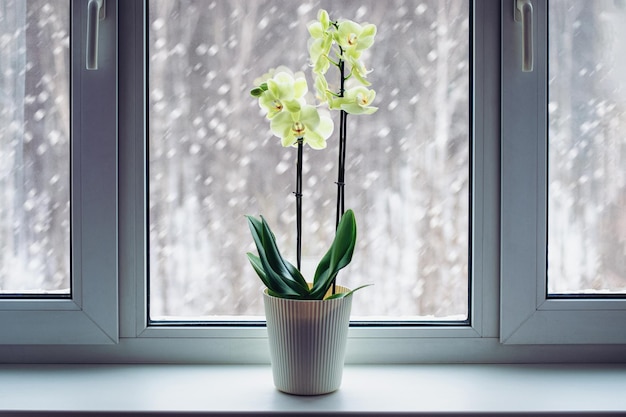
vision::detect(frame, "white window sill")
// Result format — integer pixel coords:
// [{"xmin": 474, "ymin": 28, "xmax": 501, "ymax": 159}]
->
[{"xmin": 1, "ymin": 364, "xmax": 625, "ymax": 416}]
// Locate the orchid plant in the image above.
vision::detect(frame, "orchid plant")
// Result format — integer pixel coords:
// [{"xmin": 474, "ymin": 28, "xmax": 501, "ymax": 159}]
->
[{"xmin": 247, "ymin": 9, "xmax": 376, "ymax": 300}]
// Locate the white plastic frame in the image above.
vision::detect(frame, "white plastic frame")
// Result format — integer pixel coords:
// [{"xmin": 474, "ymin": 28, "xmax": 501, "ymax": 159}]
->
[
  {"xmin": 115, "ymin": 0, "xmax": 494, "ymax": 362},
  {"xmin": 0, "ymin": 0, "xmax": 118, "ymax": 344},
  {"xmin": 500, "ymin": 0, "xmax": 626, "ymax": 344}
]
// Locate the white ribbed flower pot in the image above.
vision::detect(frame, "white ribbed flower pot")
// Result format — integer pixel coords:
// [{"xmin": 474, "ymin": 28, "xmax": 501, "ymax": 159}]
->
[{"xmin": 263, "ymin": 285, "xmax": 353, "ymax": 395}]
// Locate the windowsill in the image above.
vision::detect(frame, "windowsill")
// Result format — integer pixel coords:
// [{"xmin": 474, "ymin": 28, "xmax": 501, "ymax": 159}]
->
[{"xmin": 1, "ymin": 364, "xmax": 625, "ymax": 416}]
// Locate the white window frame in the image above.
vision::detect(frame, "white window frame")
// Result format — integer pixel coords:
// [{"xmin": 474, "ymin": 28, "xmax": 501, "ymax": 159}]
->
[
  {"xmin": 0, "ymin": 0, "xmax": 118, "ymax": 345},
  {"xmin": 1, "ymin": 0, "xmax": 625, "ymax": 363},
  {"xmin": 116, "ymin": 0, "xmax": 494, "ymax": 361},
  {"xmin": 500, "ymin": 0, "xmax": 626, "ymax": 345}
]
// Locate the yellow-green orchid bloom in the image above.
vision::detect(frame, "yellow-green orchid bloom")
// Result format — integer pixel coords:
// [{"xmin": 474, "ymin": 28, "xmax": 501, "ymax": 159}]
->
[
  {"xmin": 308, "ymin": 37, "xmax": 333, "ymax": 75},
  {"xmin": 307, "ymin": 10, "xmax": 333, "ymax": 75},
  {"xmin": 334, "ymin": 19, "xmax": 377, "ymax": 60},
  {"xmin": 345, "ymin": 55, "xmax": 372, "ymax": 86},
  {"xmin": 313, "ymin": 74, "xmax": 333, "ymax": 104},
  {"xmin": 332, "ymin": 86, "xmax": 377, "ymax": 115},
  {"xmin": 267, "ymin": 71, "xmax": 308, "ymax": 102},
  {"xmin": 270, "ymin": 105, "xmax": 334, "ymax": 149},
  {"xmin": 307, "ymin": 9, "xmax": 330, "ymax": 39},
  {"xmin": 258, "ymin": 92, "xmax": 285, "ymax": 119},
  {"xmin": 254, "ymin": 70, "xmax": 308, "ymax": 119}
]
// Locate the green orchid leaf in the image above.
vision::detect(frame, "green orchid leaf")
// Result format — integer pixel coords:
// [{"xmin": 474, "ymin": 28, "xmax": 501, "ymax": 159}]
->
[
  {"xmin": 258, "ymin": 216, "xmax": 309, "ymax": 294},
  {"xmin": 311, "ymin": 209, "xmax": 357, "ymax": 299},
  {"xmin": 248, "ymin": 252, "xmax": 305, "ymax": 298},
  {"xmin": 250, "ymin": 87, "xmax": 264, "ymax": 97},
  {"xmin": 250, "ymin": 83, "xmax": 268, "ymax": 97},
  {"xmin": 246, "ymin": 252, "xmax": 268, "ymax": 285},
  {"xmin": 246, "ymin": 215, "xmax": 310, "ymax": 298},
  {"xmin": 247, "ymin": 217, "xmax": 294, "ymax": 295},
  {"xmin": 329, "ymin": 209, "xmax": 357, "ymax": 270},
  {"xmin": 283, "ymin": 258, "xmax": 309, "ymax": 293},
  {"xmin": 267, "ymin": 288, "xmax": 285, "ymax": 298},
  {"xmin": 324, "ymin": 284, "xmax": 372, "ymax": 299},
  {"xmin": 246, "ymin": 218, "xmax": 301, "ymax": 297},
  {"xmin": 310, "ymin": 247, "xmax": 334, "ymax": 299}
]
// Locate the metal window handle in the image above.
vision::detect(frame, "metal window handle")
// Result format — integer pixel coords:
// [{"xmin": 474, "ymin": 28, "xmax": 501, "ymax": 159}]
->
[
  {"xmin": 515, "ymin": 0, "xmax": 533, "ymax": 72},
  {"xmin": 86, "ymin": 0, "xmax": 105, "ymax": 70}
]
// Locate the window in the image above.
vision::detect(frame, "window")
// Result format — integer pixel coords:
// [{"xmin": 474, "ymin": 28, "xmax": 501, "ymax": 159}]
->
[
  {"xmin": 1, "ymin": 0, "xmax": 624, "ymax": 362},
  {"xmin": 146, "ymin": 0, "xmax": 471, "ymax": 323},
  {"xmin": 0, "ymin": 0, "xmax": 117, "ymax": 344},
  {"xmin": 500, "ymin": 0, "xmax": 626, "ymax": 344}
]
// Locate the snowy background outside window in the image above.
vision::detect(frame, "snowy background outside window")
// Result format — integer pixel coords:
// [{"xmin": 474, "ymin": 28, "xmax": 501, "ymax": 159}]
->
[
  {"xmin": 547, "ymin": 1, "xmax": 626, "ymax": 295},
  {"xmin": 147, "ymin": 0, "xmax": 470, "ymax": 320},
  {"xmin": 0, "ymin": 0, "xmax": 70, "ymax": 295}
]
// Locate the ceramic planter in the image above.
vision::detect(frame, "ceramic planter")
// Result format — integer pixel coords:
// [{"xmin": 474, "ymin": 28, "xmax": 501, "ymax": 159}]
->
[{"xmin": 263, "ymin": 285, "xmax": 353, "ymax": 395}]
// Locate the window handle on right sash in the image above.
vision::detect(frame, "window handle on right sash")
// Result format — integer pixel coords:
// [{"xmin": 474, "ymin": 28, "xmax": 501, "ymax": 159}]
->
[
  {"xmin": 86, "ymin": 0, "xmax": 105, "ymax": 70},
  {"xmin": 515, "ymin": 0, "xmax": 533, "ymax": 72}
]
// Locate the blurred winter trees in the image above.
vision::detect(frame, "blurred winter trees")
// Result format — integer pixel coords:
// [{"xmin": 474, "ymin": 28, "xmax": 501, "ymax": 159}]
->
[
  {"xmin": 0, "ymin": 0, "xmax": 70, "ymax": 294},
  {"xmin": 548, "ymin": 0, "xmax": 626, "ymax": 294}
]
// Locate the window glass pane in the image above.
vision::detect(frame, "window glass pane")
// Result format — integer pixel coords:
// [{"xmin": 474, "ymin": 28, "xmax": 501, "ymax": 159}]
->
[
  {"xmin": 548, "ymin": 1, "xmax": 626, "ymax": 295},
  {"xmin": 0, "ymin": 0, "xmax": 70, "ymax": 295},
  {"xmin": 148, "ymin": 0, "xmax": 470, "ymax": 320}
]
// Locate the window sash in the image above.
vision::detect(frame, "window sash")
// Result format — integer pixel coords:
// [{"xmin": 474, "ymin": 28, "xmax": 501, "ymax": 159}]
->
[
  {"xmin": 119, "ymin": 0, "xmax": 493, "ymax": 342},
  {"xmin": 500, "ymin": 0, "xmax": 626, "ymax": 345},
  {"xmin": 0, "ymin": 0, "xmax": 118, "ymax": 345}
]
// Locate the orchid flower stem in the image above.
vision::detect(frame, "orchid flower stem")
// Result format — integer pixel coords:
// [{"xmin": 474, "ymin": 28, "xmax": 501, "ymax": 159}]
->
[
  {"xmin": 295, "ymin": 137, "xmax": 304, "ymax": 271},
  {"xmin": 336, "ymin": 109, "xmax": 347, "ymax": 224},
  {"xmin": 333, "ymin": 54, "xmax": 348, "ymax": 294}
]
